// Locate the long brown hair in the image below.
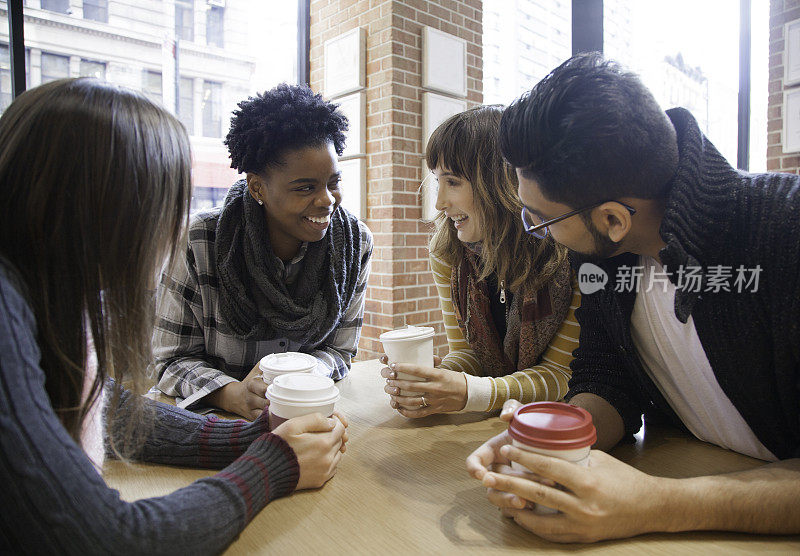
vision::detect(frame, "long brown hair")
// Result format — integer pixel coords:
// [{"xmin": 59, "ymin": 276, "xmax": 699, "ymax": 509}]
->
[
  {"xmin": 426, "ymin": 105, "xmax": 567, "ymax": 292},
  {"xmin": 0, "ymin": 79, "xmax": 192, "ymax": 457}
]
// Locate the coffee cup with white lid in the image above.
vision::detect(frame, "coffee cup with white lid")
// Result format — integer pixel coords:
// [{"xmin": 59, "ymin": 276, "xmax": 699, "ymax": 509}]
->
[
  {"xmin": 259, "ymin": 352, "xmax": 318, "ymax": 385},
  {"xmin": 507, "ymin": 401, "xmax": 597, "ymax": 514},
  {"xmin": 379, "ymin": 325, "xmax": 435, "ymax": 396},
  {"xmin": 266, "ymin": 373, "xmax": 340, "ymax": 430}
]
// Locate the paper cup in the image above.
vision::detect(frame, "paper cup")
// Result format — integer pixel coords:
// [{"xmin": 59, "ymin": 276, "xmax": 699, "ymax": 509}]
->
[
  {"xmin": 266, "ymin": 373, "xmax": 340, "ymax": 430},
  {"xmin": 259, "ymin": 352, "xmax": 318, "ymax": 385},
  {"xmin": 507, "ymin": 402, "xmax": 596, "ymax": 514},
  {"xmin": 379, "ymin": 326, "xmax": 435, "ymax": 396}
]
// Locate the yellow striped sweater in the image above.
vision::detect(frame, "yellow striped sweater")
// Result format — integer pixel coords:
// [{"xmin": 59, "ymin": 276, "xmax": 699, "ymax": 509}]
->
[{"xmin": 430, "ymin": 253, "xmax": 581, "ymax": 412}]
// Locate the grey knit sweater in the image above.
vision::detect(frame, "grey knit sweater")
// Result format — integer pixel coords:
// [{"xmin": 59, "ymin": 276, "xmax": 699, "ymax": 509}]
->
[
  {"xmin": 566, "ymin": 108, "xmax": 800, "ymax": 460},
  {"xmin": 0, "ymin": 258, "xmax": 300, "ymax": 554}
]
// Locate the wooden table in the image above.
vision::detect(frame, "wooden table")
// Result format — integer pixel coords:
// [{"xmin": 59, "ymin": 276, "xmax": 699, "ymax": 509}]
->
[{"xmin": 105, "ymin": 360, "xmax": 800, "ymax": 554}]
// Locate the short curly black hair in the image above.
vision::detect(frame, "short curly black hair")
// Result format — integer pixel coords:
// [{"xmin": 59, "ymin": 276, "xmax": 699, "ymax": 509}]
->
[{"xmin": 224, "ymin": 83, "xmax": 349, "ymax": 174}]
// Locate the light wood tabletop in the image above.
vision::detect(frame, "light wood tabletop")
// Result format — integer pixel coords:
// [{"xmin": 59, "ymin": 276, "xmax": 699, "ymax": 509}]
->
[{"xmin": 104, "ymin": 359, "xmax": 800, "ymax": 555}]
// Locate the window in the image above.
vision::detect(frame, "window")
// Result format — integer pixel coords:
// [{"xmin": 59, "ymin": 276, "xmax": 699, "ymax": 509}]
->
[
  {"xmin": 175, "ymin": 0, "xmax": 194, "ymax": 42},
  {"xmin": 143, "ymin": 70, "xmax": 163, "ymax": 106},
  {"xmin": 23, "ymin": 0, "xmax": 300, "ymax": 211},
  {"xmin": 482, "ymin": 0, "xmax": 572, "ymax": 104},
  {"xmin": 206, "ymin": 6, "xmax": 224, "ymax": 48},
  {"xmin": 202, "ymin": 80, "xmax": 222, "ymax": 138},
  {"xmin": 179, "ymin": 77, "xmax": 194, "ymax": 135},
  {"xmin": 83, "ymin": 0, "xmax": 109, "ymax": 23},
  {"xmin": 41, "ymin": 53, "xmax": 70, "ymax": 84},
  {"xmin": 79, "ymin": 59, "xmax": 106, "ymax": 80},
  {"xmin": 41, "ymin": 0, "xmax": 69, "ymax": 14},
  {"xmin": 605, "ymin": 0, "xmax": 738, "ymax": 166}
]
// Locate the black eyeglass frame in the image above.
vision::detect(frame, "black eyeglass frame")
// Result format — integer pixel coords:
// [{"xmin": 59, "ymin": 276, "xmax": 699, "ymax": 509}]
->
[{"xmin": 521, "ymin": 201, "xmax": 637, "ymax": 239}]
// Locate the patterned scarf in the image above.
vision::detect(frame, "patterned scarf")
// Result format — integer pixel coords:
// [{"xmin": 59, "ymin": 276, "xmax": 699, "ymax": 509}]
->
[
  {"xmin": 451, "ymin": 248, "xmax": 572, "ymax": 377},
  {"xmin": 215, "ymin": 180, "xmax": 362, "ymax": 345}
]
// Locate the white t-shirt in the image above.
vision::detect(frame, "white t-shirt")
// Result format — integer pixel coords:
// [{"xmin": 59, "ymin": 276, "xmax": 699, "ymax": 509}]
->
[{"xmin": 630, "ymin": 256, "xmax": 776, "ymax": 461}]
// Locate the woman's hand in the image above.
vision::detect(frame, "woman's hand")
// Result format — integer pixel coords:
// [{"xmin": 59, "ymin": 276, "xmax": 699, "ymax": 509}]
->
[
  {"xmin": 272, "ymin": 412, "xmax": 348, "ymax": 490},
  {"xmin": 380, "ymin": 356, "xmax": 467, "ymax": 417},
  {"xmin": 206, "ymin": 363, "xmax": 268, "ymax": 420}
]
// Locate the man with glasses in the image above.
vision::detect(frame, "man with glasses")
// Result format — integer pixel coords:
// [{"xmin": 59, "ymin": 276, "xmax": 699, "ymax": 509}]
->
[{"xmin": 466, "ymin": 52, "xmax": 800, "ymax": 542}]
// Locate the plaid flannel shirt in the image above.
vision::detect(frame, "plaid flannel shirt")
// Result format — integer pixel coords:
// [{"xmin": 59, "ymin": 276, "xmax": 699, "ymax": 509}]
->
[{"xmin": 152, "ymin": 210, "xmax": 372, "ymax": 410}]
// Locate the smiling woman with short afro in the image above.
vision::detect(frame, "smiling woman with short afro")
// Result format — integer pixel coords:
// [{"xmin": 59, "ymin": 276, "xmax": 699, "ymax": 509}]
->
[{"xmin": 224, "ymin": 83, "xmax": 349, "ymax": 174}]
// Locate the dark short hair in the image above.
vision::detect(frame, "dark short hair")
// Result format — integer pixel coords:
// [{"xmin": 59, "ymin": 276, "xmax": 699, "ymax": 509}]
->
[
  {"xmin": 225, "ymin": 83, "xmax": 348, "ymax": 174},
  {"xmin": 499, "ymin": 52, "xmax": 679, "ymax": 207}
]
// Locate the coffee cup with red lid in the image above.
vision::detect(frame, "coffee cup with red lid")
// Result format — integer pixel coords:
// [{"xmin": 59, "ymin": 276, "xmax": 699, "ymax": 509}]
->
[{"xmin": 507, "ymin": 401, "xmax": 597, "ymax": 514}]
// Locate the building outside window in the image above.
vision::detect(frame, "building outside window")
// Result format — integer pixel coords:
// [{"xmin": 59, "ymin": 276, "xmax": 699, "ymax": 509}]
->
[
  {"xmin": 143, "ymin": 70, "xmax": 163, "ymax": 106},
  {"xmin": 175, "ymin": 0, "xmax": 194, "ymax": 42},
  {"xmin": 11, "ymin": 0, "xmax": 298, "ymax": 212},
  {"xmin": 206, "ymin": 6, "xmax": 224, "ymax": 48},
  {"xmin": 83, "ymin": 0, "xmax": 109, "ymax": 23},
  {"xmin": 79, "ymin": 59, "xmax": 106, "ymax": 80},
  {"xmin": 202, "ymin": 80, "xmax": 222, "ymax": 138},
  {"xmin": 41, "ymin": 52, "xmax": 70, "ymax": 84},
  {"xmin": 41, "ymin": 0, "xmax": 69, "ymax": 14}
]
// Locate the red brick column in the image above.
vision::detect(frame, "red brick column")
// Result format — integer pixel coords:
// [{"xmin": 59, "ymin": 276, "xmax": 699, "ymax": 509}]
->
[
  {"xmin": 310, "ymin": 0, "xmax": 483, "ymax": 360},
  {"xmin": 768, "ymin": 0, "xmax": 800, "ymax": 173}
]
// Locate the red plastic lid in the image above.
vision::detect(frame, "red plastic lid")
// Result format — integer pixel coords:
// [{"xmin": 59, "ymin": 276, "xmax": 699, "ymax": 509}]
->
[{"xmin": 508, "ymin": 402, "xmax": 596, "ymax": 450}]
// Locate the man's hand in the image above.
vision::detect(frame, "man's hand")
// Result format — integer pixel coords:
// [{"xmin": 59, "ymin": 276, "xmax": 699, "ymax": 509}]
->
[
  {"xmin": 481, "ymin": 445, "xmax": 668, "ymax": 543},
  {"xmin": 206, "ymin": 363, "xmax": 268, "ymax": 420},
  {"xmin": 380, "ymin": 355, "xmax": 467, "ymax": 417}
]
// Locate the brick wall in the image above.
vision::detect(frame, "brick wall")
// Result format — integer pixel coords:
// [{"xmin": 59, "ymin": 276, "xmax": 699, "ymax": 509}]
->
[
  {"xmin": 309, "ymin": 0, "xmax": 483, "ymax": 360},
  {"xmin": 768, "ymin": 0, "xmax": 800, "ymax": 172}
]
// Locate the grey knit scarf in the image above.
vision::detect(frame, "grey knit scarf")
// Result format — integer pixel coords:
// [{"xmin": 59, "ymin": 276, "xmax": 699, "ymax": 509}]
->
[{"xmin": 215, "ymin": 180, "xmax": 362, "ymax": 345}]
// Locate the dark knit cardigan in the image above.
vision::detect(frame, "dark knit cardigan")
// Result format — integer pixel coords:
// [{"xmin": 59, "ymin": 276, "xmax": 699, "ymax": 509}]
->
[{"xmin": 565, "ymin": 108, "xmax": 800, "ymax": 460}]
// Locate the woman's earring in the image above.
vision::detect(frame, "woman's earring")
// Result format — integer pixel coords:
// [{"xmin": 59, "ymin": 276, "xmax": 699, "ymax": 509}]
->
[{"xmin": 257, "ymin": 198, "xmax": 264, "ymax": 205}]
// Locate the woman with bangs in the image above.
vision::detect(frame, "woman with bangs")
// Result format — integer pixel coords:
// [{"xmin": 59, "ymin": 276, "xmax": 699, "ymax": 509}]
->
[{"xmin": 381, "ymin": 105, "xmax": 582, "ymax": 417}]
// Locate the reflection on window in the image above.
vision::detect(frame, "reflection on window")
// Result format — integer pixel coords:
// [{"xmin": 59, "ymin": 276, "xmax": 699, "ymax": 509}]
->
[
  {"xmin": 41, "ymin": 0, "xmax": 69, "ymax": 14},
  {"xmin": 207, "ymin": 6, "xmax": 224, "ymax": 48},
  {"xmin": 202, "ymin": 80, "xmax": 222, "ymax": 138},
  {"xmin": 179, "ymin": 76, "xmax": 194, "ymax": 135},
  {"xmin": 41, "ymin": 52, "xmax": 70, "ymax": 84},
  {"xmin": 143, "ymin": 70, "xmax": 163, "ymax": 106},
  {"xmin": 79, "ymin": 59, "xmax": 106, "ymax": 80},
  {"xmin": 175, "ymin": 0, "xmax": 194, "ymax": 42},
  {"xmin": 83, "ymin": 0, "xmax": 108, "ymax": 23}
]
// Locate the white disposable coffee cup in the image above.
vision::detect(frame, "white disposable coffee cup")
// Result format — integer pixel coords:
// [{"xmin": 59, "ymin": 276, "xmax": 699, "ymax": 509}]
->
[
  {"xmin": 266, "ymin": 373, "xmax": 340, "ymax": 430},
  {"xmin": 507, "ymin": 402, "xmax": 596, "ymax": 514},
  {"xmin": 379, "ymin": 325, "xmax": 435, "ymax": 396},
  {"xmin": 259, "ymin": 352, "xmax": 318, "ymax": 385}
]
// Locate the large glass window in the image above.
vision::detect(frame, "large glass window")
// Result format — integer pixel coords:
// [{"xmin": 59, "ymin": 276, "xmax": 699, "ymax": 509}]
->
[
  {"xmin": 175, "ymin": 0, "xmax": 194, "ymax": 42},
  {"xmin": 41, "ymin": 52, "xmax": 70, "ymax": 84},
  {"xmin": 605, "ymin": 0, "xmax": 740, "ymax": 165},
  {"xmin": 202, "ymin": 80, "xmax": 222, "ymax": 138},
  {"xmin": 83, "ymin": 0, "xmax": 108, "ymax": 23},
  {"xmin": 206, "ymin": 6, "xmax": 224, "ymax": 48},
  {"xmin": 11, "ymin": 1, "xmax": 300, "ymax": 211},
  {"xmin": 483, "ymin": 0, "xmax": 572, "ymax": 105}
]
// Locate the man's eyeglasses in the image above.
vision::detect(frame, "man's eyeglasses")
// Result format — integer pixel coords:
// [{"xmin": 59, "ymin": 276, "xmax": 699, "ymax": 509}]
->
[{"xmin": 521, "ymin": 201, "xmax": 637, "ymax": 240}]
